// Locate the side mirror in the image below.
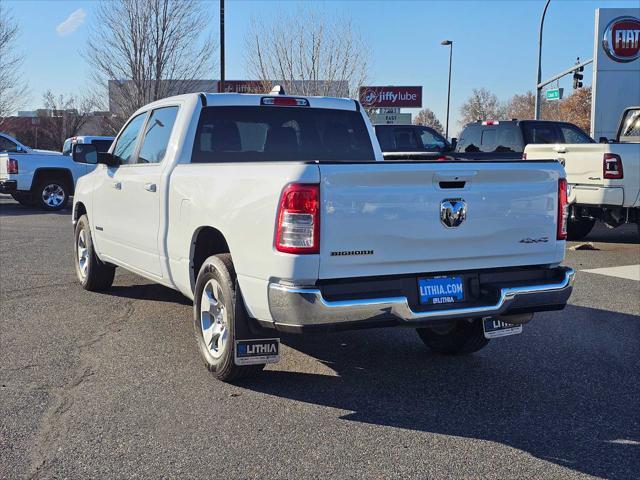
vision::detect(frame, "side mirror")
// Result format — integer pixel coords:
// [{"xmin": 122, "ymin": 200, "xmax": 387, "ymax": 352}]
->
[
  {"xmin": 72, "ymin": 143, "xmax": 98, "ymax": 164},
  {"xmin": 450, "ymin": 138, "xmax": 458, "ymax": 150},
  {"xmin": 599, "ymin": 136, "xmax": 609, "ymax": 144},
  {"xmin": 97, "ymin": 151, "xmax": 120, "ymax": 167}
]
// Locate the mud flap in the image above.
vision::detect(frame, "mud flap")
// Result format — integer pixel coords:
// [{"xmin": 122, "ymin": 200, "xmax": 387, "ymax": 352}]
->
[{"xmin": 233, "ymin": 281, "xmax": 280, "ymax": 366}]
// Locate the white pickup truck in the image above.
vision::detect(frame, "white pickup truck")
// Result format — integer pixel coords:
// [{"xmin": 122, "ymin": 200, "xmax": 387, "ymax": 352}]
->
[
  {"xmin": 71, "ymin": 91, "xmax": 575, "ymax": 381},
  {"xmin": 525, "ymin": 107, "xmax": 640, "ymax": 239},
  {"xmin": 0, "ymin": 133, "xmax": 112, "ymax": 210}
]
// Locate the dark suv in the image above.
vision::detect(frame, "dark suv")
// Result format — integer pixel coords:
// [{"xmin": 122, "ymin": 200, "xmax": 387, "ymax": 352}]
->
[{"xmin": 453, "ymin": 120, "xmax": 594, "ymax": 160}]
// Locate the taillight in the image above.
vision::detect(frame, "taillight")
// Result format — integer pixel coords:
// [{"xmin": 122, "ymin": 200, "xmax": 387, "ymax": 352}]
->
[
  {"xmin": 276, "ymin": 183, "xmax": 319, "ymax": 254},
  {"xmin": 557, "ymin": 178, "xmax": 568, "ymax": 240},
  {"xmin": 7, "ymin": 158, "xmax": 18, "ymax": 174},
  {"xmin": 603, "ymin": 153, "xmax": 623, "ymax": 179}
]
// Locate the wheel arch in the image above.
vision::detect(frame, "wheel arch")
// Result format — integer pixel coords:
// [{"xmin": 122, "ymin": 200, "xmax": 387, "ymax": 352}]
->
[
  {"xmin": 73, "ymin": 201, "xmax": 87, "ymax": 226},
  {"xmin": 32, "ymin": 168, "xmax": 75, "ymax": 194},
  {"xmin": 189, "ymin": 226, "xmax": 231, "ymax": 294}
]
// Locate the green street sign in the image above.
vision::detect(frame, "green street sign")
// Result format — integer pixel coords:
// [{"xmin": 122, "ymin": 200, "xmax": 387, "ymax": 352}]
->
[{"xmin": 546, "ymin": 88, "xmax": 564, "ymax": 101}]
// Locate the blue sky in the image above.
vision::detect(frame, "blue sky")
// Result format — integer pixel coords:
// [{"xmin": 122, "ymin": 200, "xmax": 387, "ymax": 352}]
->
[{"xmin": 6, "ymin": 0, "xmax": 639, "ymax": 133}]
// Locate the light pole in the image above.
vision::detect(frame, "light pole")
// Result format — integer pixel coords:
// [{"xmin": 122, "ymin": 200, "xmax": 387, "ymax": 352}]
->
[
  {"xmin": 441, "ymin": 40, "xmax": 453, "ymax": 140},
  {"xmin": 534, "ymin": 0, "xmax": 551, "ymax": 120},
  {"xmin": 220, "ymin": 0, "xmax": 225, "ymax": 92}
]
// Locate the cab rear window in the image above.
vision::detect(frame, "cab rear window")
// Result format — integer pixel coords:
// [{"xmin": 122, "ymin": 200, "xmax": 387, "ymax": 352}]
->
[{"xmin": 191, "ymin": 106, "xmax": 374, "ymax": 163}]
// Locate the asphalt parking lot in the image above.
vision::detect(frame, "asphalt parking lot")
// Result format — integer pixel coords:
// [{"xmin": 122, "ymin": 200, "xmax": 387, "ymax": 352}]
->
[{"xmin": 1, "ymin": 195, "xmax": 638, "ymax": 480}]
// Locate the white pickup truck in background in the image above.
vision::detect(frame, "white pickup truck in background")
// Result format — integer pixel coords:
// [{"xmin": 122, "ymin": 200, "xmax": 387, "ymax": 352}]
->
[
  {"xmin": 525, "ymin": 107, "xmax": 640, "ymax": 239},
  {"xmin": 71, "ymin": 90, "xmax": 574, "ymax": 382},
  {"xmin": 0, "ymin": 133, "xmax": 113, "ymax": 210}
]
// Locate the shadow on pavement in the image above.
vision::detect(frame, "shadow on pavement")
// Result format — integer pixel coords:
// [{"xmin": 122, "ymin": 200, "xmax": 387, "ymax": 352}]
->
[
  {"xmin": 0, "ymin": 197, "xmax": 71, "ymax": 217},
  {"xmin": 581, "ymin": 222, "xmax": 640, "ymax": 245},
  {"xmin": 107, "ymin": 282, "xmax": 192, "ymax": 305},
  {"xmin": 241, "ymin": 305, "xmax": 640, "ymax": 480}
]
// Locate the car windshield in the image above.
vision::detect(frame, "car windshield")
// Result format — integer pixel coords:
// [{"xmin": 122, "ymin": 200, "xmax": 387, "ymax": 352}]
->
[{"xmin": 192, "ymin": 106, "xmax": 374, "ymax": 163}]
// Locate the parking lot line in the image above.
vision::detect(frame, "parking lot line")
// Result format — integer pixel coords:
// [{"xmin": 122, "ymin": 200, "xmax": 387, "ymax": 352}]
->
[{"xmin": 581, "ymin": 264, "xmax": 640, "ymax": 282}]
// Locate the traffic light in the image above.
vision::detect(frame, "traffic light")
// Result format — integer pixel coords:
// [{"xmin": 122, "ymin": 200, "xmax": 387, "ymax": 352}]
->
[{"xmin": 573, "ymin": 60, "xmax": 584, "ymax": 90}]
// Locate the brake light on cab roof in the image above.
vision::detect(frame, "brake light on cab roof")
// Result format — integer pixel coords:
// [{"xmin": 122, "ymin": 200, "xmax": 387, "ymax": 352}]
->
[
  {"xmin": 481, "ymin": 121, "xmax": 500, "ymax": 125},
  {"xmin": 261, "ymin": 97, "xmax": 309, "ymax": 107}
]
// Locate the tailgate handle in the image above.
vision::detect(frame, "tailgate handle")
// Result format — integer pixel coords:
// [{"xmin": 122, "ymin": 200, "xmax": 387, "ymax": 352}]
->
[{"xmin": 439, "ymin": 181, "xmax": 466, "ymax": 189}]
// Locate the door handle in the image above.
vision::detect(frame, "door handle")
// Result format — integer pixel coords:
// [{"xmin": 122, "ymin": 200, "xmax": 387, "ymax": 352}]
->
[
  {"xmin": 553, "ymin": 146, "xmax": 567, "ymax": 154},
  {"xmin": 144, "ymin": 183, "xmax": 157, "ymax": 193},
  {"xmin": 113, "ymin": 181, "xmax": 122, "ymax": 190}
]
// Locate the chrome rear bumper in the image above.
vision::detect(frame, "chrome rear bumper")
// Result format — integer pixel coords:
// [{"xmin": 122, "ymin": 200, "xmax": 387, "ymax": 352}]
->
[{"xmin": 267, "ymin": 267, "xmax": 575, "ymax": 330}]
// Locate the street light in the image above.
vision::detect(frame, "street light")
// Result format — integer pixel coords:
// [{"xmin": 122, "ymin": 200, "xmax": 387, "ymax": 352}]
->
[
  {"xmin": 441, "ymin": 40, "xmax": 453, "ymax": 140},
  {"xmin": 220, "ymin": 0, "xmax": 225, "ymax": 92},
  {"xmin": 534, "ymin": 0, "xmax": 551, "ymax": 120}
]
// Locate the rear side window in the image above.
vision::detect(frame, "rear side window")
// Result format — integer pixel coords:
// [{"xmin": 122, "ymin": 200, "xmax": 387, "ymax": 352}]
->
[
  {"xmin": 559, "ymin": 125, "xmax": 593, "ymax": 144},
  {"xmin": 523, "ymin": 124, "xmax": 561, "ymax": 144},
  {"xmin": 137, "ymin": 106, "xmax": 179, "ymax": 164},
  {"xmin": 192, "ymin": 106, "xmax": 374, "ymax": 162},
  {"xmin": 0, "ymin": 136, "xmax": 18, "ymax": 152}
]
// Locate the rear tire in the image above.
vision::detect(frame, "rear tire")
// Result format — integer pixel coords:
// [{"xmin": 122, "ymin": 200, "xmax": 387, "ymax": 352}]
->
[
  {"xmin": 416, "ymin": 319, "xmax": 489, "ymax": 355},
  {"xmin": 35, "ymin": 176, "xmax": 70, "ymax": 211},
  {"xmin": 567, "ymin": 217, "xmax": 596, "ymax": 241},
  {"xmin": 74, "ymin": 214, "xmax": 115, "ymax": 291},
  {"xmin": 193, "ymin": 254, "xmax": 264, "ymax": 382},
  {"xmin": 11, "ymin": 192, "xmax": 36, "ymax": 206}
]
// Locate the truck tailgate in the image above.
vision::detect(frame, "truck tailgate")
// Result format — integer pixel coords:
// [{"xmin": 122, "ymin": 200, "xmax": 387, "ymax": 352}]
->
[{"xmin": 318, "ymin": 161, "xmax": 564, "ymax": 279}]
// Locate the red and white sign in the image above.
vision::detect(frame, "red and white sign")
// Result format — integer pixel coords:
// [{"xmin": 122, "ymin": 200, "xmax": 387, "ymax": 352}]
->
[
  {"xmin": 602, "ymin": 16, "xmax": 640, "ymax": 62},
  {"xmin": 359, "ymin": 86, "xmax": 422, "ymax": 108}
]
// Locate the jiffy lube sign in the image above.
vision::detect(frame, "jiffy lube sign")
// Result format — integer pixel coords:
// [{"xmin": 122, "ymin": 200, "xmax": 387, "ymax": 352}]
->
[{"xmin": 359, "ymin": 86, "xmax": 423, "ymax": 108}]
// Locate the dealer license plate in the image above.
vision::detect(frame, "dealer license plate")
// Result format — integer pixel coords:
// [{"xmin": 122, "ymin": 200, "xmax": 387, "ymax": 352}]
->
[
  {"xmin": 482, "ymin": 318, "xmax": 523, "ymax": 339},
  {"xmin": 418, "ymin": 276, "xmax": 464, "ymax": 305}
]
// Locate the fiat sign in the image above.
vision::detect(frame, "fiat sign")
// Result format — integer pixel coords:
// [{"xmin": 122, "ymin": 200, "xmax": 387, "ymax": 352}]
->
[
  {"xmin": 359, "ymin": 86, "xmax": 422, "ymax": 108},
  {"xmin": 602, "ymin": 16, "xmax": 640, "ymax": 62}
]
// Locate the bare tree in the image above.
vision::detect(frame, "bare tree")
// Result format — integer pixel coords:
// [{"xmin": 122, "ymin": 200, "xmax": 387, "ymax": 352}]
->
[
  {"xmin": 413, "ymin": 108, "xmax": 444, "ymax": 133},
  {"xmin": 39, "ymin": 91, "xmax": 96, "ymax": 150},
  {"xmin": 560, "ymin": 87, "xmax": 591, "ymax": 133},
  {"xmin": 459, "ymin": 88, "xmax": 506, "ymax": 125},
  {"xmin": 0, "ymin": 3, "xmax": 28, "ymax": 122},
  {"xmin": 505, "ymin": 91, "xmax": 536, "ymax": 120},
  {"xmin": 504, "ymin": 87, "xmax": 591, "ymax": 130},
  {"xmin": 245, "ymin": 9, "xmax": 369, "ymax": 98},
  {"xmin": 85, "ymin": 0, "xmax": 215, "ymax": 130}
]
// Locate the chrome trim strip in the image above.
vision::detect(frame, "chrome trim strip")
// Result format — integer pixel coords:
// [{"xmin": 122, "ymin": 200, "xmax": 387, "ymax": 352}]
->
[{"xmin": 268, "ymin": 268, "xmax": 575, "ymax": 327}]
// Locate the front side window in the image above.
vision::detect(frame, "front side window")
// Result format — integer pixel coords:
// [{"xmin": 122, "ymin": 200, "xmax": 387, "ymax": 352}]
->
[
  {"xmin": 418, "ymin": 128, "xmax": 446, "ymax": 152},
  {"xmin": 112, "ymin": 113, "xmax": 147, "ymax": 164},
  {"xmin": 192, "ymin": 106, "xmax": 374, "ymax": 162},
  {"xmin": 137, "ymin": 107, "xmax": 179, "ymax": 164},
  {"xmin": 0, "ymin": 136, "xmax": 18, "ymax": 153},
  {"xmin": 560, "ymin": 126, "xmax": 593, "ymax": 144}
]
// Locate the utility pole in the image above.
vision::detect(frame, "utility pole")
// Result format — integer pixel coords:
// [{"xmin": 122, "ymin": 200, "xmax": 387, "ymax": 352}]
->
[
  {"xmin": 220, "ymin": 0, "xmax": 225, "ymax": 92},
  {"xmin": 535, "ymin": 0, "xmax": 551, "ymax": 120},
  {"xmin": 441, "ymin": 40, "xmax": 453, "ymax": 140}
]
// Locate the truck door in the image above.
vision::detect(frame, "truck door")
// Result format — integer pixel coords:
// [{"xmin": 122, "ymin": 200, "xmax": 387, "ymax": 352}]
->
[{"xmin": 95, "ymin": 106, "xmax": 179, "ymax": 278}]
